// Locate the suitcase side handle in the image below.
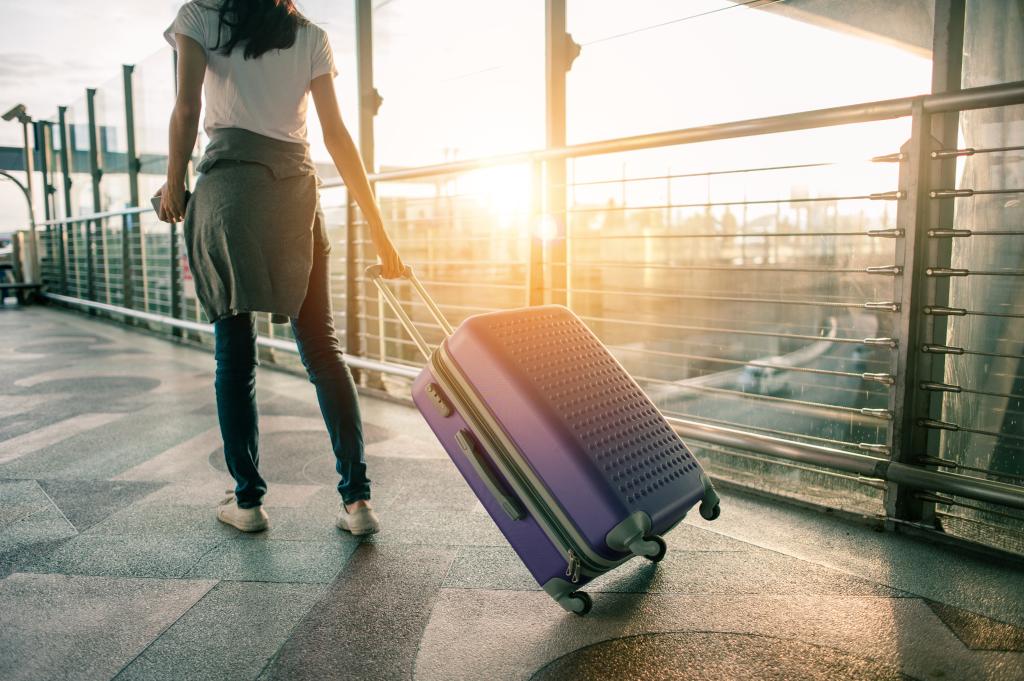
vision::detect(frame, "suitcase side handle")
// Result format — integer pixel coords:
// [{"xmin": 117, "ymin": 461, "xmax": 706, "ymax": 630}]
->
[
  {"xmin": 455, "ymin": 429, "xmax": 525, "ymax": 521},
  {"xmin": 366, "ymin": 264, "xmax": 454, "ymax": 361}
]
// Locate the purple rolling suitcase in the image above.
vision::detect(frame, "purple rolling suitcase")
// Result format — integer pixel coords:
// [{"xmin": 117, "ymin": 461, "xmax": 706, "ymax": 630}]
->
[{"xmin": 369, "ymin": 266, "xmax": 721, "ymax": 615}]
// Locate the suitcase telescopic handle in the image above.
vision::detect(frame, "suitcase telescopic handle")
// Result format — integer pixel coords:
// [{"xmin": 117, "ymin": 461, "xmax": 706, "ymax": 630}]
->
[{"xmin": 365, "ymin": 264, "xmax": 454, "ymax": 361}]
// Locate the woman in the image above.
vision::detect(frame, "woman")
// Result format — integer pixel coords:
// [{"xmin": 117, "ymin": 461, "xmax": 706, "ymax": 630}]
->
[{"xmin": 158, "ymin": 0, "xmax": 403, "ymax": 535}]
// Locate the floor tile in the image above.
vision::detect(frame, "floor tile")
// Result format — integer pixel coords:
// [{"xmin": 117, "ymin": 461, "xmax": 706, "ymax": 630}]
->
[
  {"xmin": 15, "ymin": 534, "xmax": 223, "ymax": 579},
  {"xmin": 185, "ymin": 538, "xmax": 358, "ymax": 583},
  {"xmin": 415, "ymin": 591, "xmax": 1023, "ymax": 681},
  {"xmin": 114, "ymin": 581, "xmax": 325, "ymax": 681},
  {"xmin": 0, "ymin": 573, "xmax": 215, "ymax": 681},
  {"xmin": 37, "ymin": 479, "xmax": 166, "ymax": 531},
  {"xmin": 260, "ymin": 544, "xmax": 457, "ymax": 680},
  {"xmin": 926, "ymin": 600, "xmax": 1024, "ymax": 652}
]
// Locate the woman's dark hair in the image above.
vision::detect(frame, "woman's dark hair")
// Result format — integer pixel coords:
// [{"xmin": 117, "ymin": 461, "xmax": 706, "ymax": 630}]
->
[{"xmin": 211, "ymin": 0, "xmax": 310, "ymax": 60}]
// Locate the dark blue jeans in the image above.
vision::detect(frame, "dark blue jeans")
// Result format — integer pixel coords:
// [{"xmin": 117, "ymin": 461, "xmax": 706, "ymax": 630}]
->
[{"xmin": 213, "ymin": 244, "xmax": 370, "ymax": 509}]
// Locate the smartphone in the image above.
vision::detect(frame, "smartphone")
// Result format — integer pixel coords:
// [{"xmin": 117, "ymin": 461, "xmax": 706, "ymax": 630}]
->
[{"xmin": 151, "ymin": 190, "xmax": 192, "ymax": 219}]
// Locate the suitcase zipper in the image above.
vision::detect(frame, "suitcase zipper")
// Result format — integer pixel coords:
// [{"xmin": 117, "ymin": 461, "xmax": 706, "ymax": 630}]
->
[
  {"xmin": 566, "ymin": 550, "xmax": 581, "ymax": 584},
  {"xmin": 431, "ymin": 344, "xmax": 621, "ymax": 578}
]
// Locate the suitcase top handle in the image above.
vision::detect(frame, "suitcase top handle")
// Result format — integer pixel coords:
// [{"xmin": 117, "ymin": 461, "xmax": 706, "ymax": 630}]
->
[{"xmin": 366, "ymin": 264, "xmax": 454, "ymax": 361}]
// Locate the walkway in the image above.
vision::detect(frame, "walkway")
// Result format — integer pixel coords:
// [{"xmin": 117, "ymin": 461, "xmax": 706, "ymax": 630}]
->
[{"xmin": 1, "ymin": 305, "xmax": 1022, "ymax": 680}]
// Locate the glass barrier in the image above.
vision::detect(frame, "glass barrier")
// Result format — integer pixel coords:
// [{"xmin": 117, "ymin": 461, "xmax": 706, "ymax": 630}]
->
[
  {"xmin": 298, "ymin": 0, "xmax": 361, "ymax": 179},
  {"xmin": 567, "ymin": 0, "xmax": 933, "ymax": 144},
  {"xmin": 372, "ymin": 0, "xmax": 544, "ymax": 169},
  {"xmin": 92, "ymin": 72, "xmax": 132, "ymax": 306},
  {"xmin": 360, "ymin": 164, "xmax": 535, "ymax": 369},
  {"xmin": 18, "ymin": 0, "xmax": 1024, "ymax": 555},
  {"xmin": 64, "ymin": 95, "xmax": 93, "ymax": 300},
  {"xmin": 560, "ymin": 119, "xmax": 910, "ymax": 514},
  {"xmin": 37, "ymin": 117, "xmax": 65, "ymax": 288}
]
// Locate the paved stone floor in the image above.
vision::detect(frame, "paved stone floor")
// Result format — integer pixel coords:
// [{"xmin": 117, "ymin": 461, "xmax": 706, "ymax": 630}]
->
[{"xmin": 1, "ymin": 305, "xmax": 1023, "ymax": 681}]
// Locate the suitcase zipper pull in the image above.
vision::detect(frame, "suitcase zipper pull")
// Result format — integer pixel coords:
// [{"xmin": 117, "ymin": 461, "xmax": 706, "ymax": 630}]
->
[{"xmin": 565, "ymin": 550, "xmax": 581, "ymax": 584}]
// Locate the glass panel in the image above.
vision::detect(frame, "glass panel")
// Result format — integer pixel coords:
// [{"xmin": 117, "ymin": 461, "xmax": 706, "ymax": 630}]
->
[
  {"xmin": 37, "ymin": 117, "xmax": 65, "ymax": 289},
  {"xmin": 132, "ymin": 48, "xmax": 176, "ymax": 317},
  {"xmin": 298, "ymin": 1, "xmax": 361, "ymax": 182},
  {"xmin": 92, "ymin": 72, "xmax": 132, "ymax": 306},
  {"xmin": 934, "ymin": 1, "xmax": 1024, "ymax": 554},
  {"xmin": 358, "ymin": 165, "xmax": 535, "ymax": 374},
  {"xmin": 563, "ymin": 119, "xmax": 911, "ymax": 515},
  {"xmin": 567, "ymin": 0, "xmax": 933, "ymax": 144},
  {"xmin": 372, "ymin": 0, "xmax": 544, "ymax": 169},
  {"xmin": 64, "ymin": 94, "xmax": 93, "ymax": 300},
  {"xmin": 134, "ymin": 47, "xmax": 175, "ymax": 204}
]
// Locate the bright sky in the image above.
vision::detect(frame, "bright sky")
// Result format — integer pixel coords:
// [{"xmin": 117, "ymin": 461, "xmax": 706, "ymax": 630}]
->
[{"xmin": 0, "ymin": 0, "xmax": 932, "ymax": 230}]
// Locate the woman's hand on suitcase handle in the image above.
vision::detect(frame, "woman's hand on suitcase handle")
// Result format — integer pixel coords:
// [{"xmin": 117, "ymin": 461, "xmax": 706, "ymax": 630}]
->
[{"xmin": 370, "ymin": 223, "xmax": 405, "ymax": 279}]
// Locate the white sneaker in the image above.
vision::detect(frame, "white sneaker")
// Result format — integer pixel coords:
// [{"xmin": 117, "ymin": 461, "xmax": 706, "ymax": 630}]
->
[
  {"xmin": 218, "ymin": 490, "xmax": 269, "ymax": 532},
  {"xmin": 335, "ymin": 502, "xmax": 381, "ymax": 536}
]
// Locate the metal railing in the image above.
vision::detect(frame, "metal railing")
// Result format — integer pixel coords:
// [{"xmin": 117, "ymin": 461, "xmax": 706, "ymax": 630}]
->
[
  {"xmin": 10, "ymin": 0, "xmax": 1021, "ymax": 556},
  {"xmin": 27, "ymin": 79, "xmax": 1024, "ymax": 560}
]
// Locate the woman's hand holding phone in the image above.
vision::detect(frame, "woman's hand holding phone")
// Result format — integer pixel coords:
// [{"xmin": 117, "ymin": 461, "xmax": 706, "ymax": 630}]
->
[{"xmin": 153, "ymin": 182, "xmax": 190, "ymax": 223}]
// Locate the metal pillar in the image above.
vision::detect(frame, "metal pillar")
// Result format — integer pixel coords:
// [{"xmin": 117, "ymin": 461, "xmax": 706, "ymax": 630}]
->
[
  {"xmin": 528, "ymin": 159, "xmax": 545, "ymax": 306},
  {"xmin": 886, "ymin": 0, "xmax": 966, "ymax": 527},
  {"xmin": 57, "ymin": 107, "xmax": 73, "ymax": 294},
  {"xmin": 36, "ymin": 122, "xmax": 55, "ymax": 222},
  {"xmin": 36, "ymin": 121, "xmax": 57, "ymax": 284},
  {"xmin": 85, "ymin": 88, "xmax": 102, "ymax": 302},
  {"xmin": 18, "ymin": 116, "xmax": 39, "ymax": 284},
  {"xmin": 122, "ymin": 64, "xmax": 140, "ymax": 310},
  {"xmin": 355, "ymin": 0, "xmax": 380, "ymax": 174},
  {"xmin": 169, "ymin": 50, "xmax": 183, "ymax": 326},
  {"xmin": 544, "ymin": 0, "xmax": 579, "ymax": 306},
  {"xmin": 345, "ymin": 198, "xmax": 361, "ymax": 358},
  {"xmin": 350, "ymin": 0, "xmax": 379, "ymax": 364}
]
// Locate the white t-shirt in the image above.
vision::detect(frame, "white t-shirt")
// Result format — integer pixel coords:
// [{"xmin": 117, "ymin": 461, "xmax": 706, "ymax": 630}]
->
[{"xmin": 164, "ymin": 0, "xmax": 337, "ymax": 145}]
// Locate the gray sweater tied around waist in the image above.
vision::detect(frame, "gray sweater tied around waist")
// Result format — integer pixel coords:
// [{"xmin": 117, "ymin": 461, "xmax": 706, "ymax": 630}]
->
[{"xmin": 183, "ymin": 127, "xmax": 330, "ymax": 324}]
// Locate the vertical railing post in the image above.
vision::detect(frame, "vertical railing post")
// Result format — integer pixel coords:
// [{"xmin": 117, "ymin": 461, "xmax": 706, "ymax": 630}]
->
[
  {"xmin": 169, "ymin": 50, "xmax": 183, "ymax": 332},
  {"xmin": 17, "ymin": 114, "xmax": 39, "ymax": 286},
  {"xmin": 57, "ymin": 107, "xmax": 73, "ymax": 295},
  {"xmin": 353, "ymin": 0, "xmax": 379, "ymax": 370},
  {"xmin": 122, "ymin": 64, "xmax": 140, "ymax": 311},
  {"xmin": 528, "ymin": 159, "xmax": 545, "ymax": 307},
  {"xmin": 345, "ymin": 196, "xmax": 361, "ymax": 359},
  {"xmin": 885, "ymin": 0, "xmax": 965, "ymax": 529},
  {"xmin": 355, "ymin": 0, "xmax": 380, "ymax": 177},
  {"xmin": 36, "ymin": 122, "xmax": 54, "ymax": 222},
  {"xmin": 887, "ymin": 103, "xmax": 937, "ymax": 526},
  {"xmin": 36, "ymin": 121, "xmax": 55, "ymax": 285},
  {"xmin": 85, "ymin": 88, "xmax": 102, "ymax": 303},
  {"xmin": 544, "ymin": 0, "xmax": 579, "ymax": 306}
]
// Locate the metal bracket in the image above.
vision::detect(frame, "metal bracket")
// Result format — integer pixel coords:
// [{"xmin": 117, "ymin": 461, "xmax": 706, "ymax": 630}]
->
[
  {"xmin": 928, "ymin": 228, "xmax": 972, "ymax": 238},
  {"xmin": 925, "ymin": 267, "xmax": 968, "ymax": 277},
  {"xmin": 920, "ymin": 381, "xmax": 961, "ymax": 393},
  {"xmin": 565, "ymin": 33, "xmax": 581, "ymax": 71},
  {"xmin": 923, "ymin": 305, "xmax": 966, "ymax": 316},
  {"xmin": 870, "ymin": 190, "xmax": 905, "ymax": 200},
  {"xmin": 867, "ymin": 228, "xmax": 905, "ymax": 238},
  {"xmin": 363, "ymin": 87, "xmax": 383, "ymax": 116}
]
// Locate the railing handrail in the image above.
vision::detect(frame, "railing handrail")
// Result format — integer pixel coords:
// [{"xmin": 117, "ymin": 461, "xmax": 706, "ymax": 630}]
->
[
  {"xmin": 35, "ymin": 205, "xmax": 148, "ymax": 228},
  {"xmin": 33, "ymin": 78, "xmax": 1024, "ymax": 228}
]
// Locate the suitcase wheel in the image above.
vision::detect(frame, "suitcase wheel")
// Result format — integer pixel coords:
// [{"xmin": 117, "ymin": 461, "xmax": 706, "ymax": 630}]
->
[
  {"xmin": 643, "ymin": 535, "xmax": 667, "ymax": 563},
  {"xmin": 699, "ymin": 501, "xmax": 722, "ymax": 521},
  {"xmin": 568, "ymin": 591, "xmax": 592, "ymax": 616}
]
